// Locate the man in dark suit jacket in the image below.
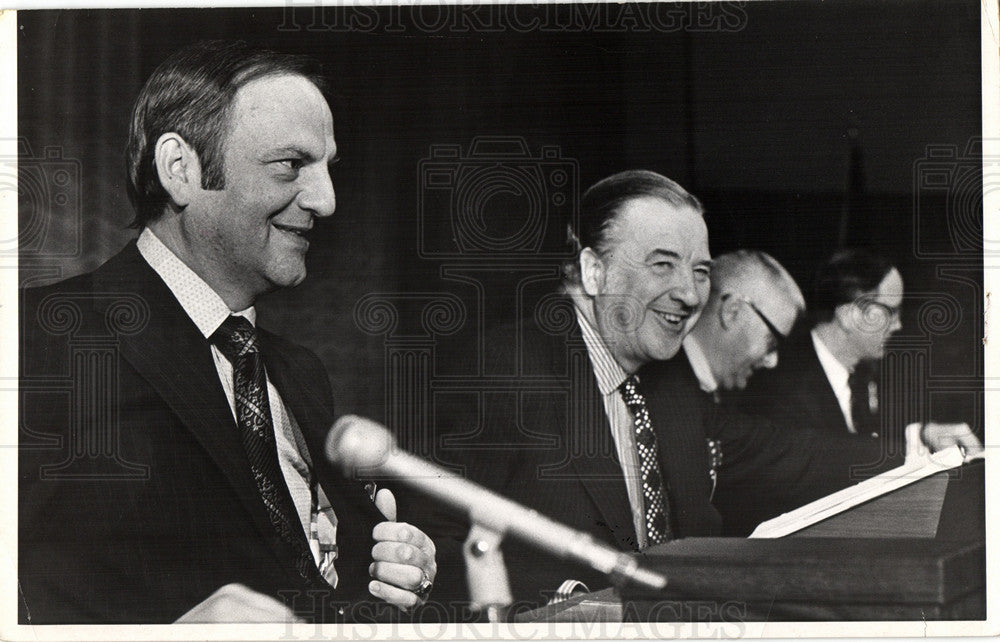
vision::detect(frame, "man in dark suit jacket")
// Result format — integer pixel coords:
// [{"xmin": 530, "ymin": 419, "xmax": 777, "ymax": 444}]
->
[
  {"xmin": 739, "ymin": 249, "xmax": 904, "ymax": 441},
  {"xmin": 19, "ymin": 41, "xmax": 436, "ymax": 623},
  {"xmin": 739, "ymin": 329, "xmax": 864, "ymax": 435}
]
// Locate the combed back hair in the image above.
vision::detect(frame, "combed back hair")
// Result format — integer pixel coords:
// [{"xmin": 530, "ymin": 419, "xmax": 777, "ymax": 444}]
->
[
  {"xmin": 126, "ymin": 40, "xmax": 327, "ymax": 228},
  {"xmin": 810, "ymin": 248, "xmax": 895, "ymax": 325},
  {"xmin": 710, "ymin": 248, "xmax": 805, "ymax": 309},
  {"xmin": 563, "ymin": 170, "xmax": 703, "ymax": 282}
]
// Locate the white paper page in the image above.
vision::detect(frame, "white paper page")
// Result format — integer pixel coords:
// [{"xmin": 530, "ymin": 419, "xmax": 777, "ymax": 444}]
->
[{"xmin": 750, "ymin": 446, "xmax": 970, "ymax": 539}]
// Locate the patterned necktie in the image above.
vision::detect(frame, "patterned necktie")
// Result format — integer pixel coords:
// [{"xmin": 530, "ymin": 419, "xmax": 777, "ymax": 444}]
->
[
  {"xmin": 619, "ymin": 375, "xmax": 673, "ymax": 544},
  {"xmin": 211, "ymin": 315, "xmax": 321, "ymax": 585}
]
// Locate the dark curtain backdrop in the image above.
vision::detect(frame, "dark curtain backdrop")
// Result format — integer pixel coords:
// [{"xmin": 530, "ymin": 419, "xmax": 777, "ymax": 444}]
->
[{"xmin": 18, "ymin": 2, "xmax": 984, "ymax": 438}]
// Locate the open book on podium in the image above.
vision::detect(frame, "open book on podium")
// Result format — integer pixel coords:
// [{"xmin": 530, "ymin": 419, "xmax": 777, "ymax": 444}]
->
[
  {"xmin": 751, "ymin": 444, "xmax": 979, "ymax": 538},
  {"xmin": 519, "ymin": 444, "xmax": 985, "ymax": 622}
]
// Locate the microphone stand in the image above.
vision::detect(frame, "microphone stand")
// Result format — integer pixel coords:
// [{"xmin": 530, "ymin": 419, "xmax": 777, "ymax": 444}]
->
[{"xmin": 463, "ymin": 524, "xmax": 512, "ymax": 623}]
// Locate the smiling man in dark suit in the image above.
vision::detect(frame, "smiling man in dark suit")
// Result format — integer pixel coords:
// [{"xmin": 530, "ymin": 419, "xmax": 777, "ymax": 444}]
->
[
  {"xmin": 425, "ymin": 170, "xmax": 719, "ymax": 606},
  {"xmin": 19, "ymin": 40, "xmax": 436, "ymax": 624}
]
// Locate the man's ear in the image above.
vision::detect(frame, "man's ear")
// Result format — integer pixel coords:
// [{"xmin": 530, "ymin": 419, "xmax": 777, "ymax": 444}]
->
[
  {"xmin": 153, "ymin": 132, "xmax": 201, "ymax": 209},
  {"xmin": 833, "ymin": 302, "xmax": 855, "ymax": 331},
  {"xmin": 718, "ymin": 292, "xmax": 741, "ymax": 330},
  {"xmin": 579, "ymin": 248, "xmax": 605, "ymax": 297}
]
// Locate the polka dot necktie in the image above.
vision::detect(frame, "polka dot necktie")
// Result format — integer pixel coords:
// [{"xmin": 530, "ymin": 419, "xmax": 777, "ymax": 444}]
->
[
  {"xmin": 619, "ymin": 375, "xmax": 673, "ymax": 545},
  {"xmin": 212, "ymin": 315, "xmax": 322, "ymax": 585}
]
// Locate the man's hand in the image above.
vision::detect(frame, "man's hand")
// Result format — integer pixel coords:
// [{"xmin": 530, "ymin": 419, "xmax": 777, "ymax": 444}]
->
[
  {"xmin": 368, "ymin": 521, "xmax": 438, "ymax": 611},
  {"xmin": 175, "ymin": 583, "xmax": 302, "ymax": 623},
  {"xmin": 921, "ymin": 421, "xmax": 984, "ymax": 460},
  {"xmin": 906, "ymin": 421, "xmax": 984, "ymax": 462}
]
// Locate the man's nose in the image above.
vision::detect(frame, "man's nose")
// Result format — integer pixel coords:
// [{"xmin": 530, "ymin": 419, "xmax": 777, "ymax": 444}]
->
[
  {"xmin": 761, "ymin": 352, "xmax": 779, "ymax": 369},
  {"xmin": 671, "ymin": 268, "xmax": 702, "ymax": 309},
  {"xmin": 299, "ymin": 167, "xmax": 336, "ymax": 218}
]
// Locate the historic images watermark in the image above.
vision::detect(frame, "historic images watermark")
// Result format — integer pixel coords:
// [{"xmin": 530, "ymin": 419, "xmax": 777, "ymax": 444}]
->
[
  {"xmin": 913, "ymin": 138, "xmax": 995, "ymax": 259},
  {"xmin": 278, "ymin": 1, "xmax": 749, "ymax": 35}
]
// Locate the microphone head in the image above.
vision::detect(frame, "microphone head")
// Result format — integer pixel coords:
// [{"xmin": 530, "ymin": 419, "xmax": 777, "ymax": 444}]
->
[{"xmin": 325, "ymin": 415, "xmax": 396, "ymax": 473}]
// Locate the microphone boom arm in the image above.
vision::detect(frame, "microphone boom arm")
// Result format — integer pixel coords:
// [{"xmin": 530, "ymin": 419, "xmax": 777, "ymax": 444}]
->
[{"xmin": 326, "ymin": 416, "xmax": 668, "ymax": 610}]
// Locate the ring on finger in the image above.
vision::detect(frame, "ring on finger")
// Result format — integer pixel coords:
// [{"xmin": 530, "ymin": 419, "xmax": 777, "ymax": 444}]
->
[{"xmin": 413, "ymin": 570, "xmax": 433, "ymax": 601}]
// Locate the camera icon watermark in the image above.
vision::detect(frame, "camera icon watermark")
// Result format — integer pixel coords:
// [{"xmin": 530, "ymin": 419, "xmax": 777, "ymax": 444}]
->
[
  {"xmin": 912, "ymin": 138, "xmax": 997, "ymax": 259},
  {"xmin": 0, "ymin": 138, "xmax": 82, "ymax": 259},
  {"xmin": 417, "ymin": 136, "xmax": 578, "ymax": 259}
]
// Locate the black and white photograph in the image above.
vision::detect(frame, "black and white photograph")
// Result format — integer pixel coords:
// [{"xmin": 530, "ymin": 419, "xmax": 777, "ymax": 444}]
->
[{"xmin": 3, "ymin": 0, "xmax": 995, "ymax": 637}]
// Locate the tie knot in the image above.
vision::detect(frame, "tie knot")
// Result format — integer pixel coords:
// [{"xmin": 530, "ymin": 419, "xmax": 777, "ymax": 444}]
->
[
  {"xmin": 211, "ymin": 315, "xmax": 259, "ymax": 363},
  {"xmin": 852, "ymin": 359, "xmax": 877, "ymax": 377},
  {"xmin": 620, "ymin": 375, "xmax": 644, "ymax": 406}
]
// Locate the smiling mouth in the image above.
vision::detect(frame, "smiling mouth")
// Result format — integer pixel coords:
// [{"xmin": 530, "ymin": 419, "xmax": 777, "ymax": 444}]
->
[
  {"xmin": 272, "ymin": 222, "xmax": 311, "ymax": 238},
  {"xmin": 652, "ymin": 310, "xmax": 688, "ymax": 329}
]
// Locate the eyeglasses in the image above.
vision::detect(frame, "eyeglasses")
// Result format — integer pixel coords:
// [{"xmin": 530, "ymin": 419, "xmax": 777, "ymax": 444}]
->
[
  {"xmin": 730, "ymin": 294, "xmax": 787, "ymax": 349},
  {"xmin": 859, "ymin": 299, "xmax": 902, "ymax": 320},
  {"xmin": 852, "ymin": 298, "xmax": 902, "ymax": 334}
]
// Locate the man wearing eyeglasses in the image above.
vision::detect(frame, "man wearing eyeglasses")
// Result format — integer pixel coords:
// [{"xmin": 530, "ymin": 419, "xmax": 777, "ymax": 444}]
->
[
  {"xmin": 679, "ymin": 250, "xmax": 800, "ymax": 396},
  {"xmin": 641, "ymin": 248, "xmax": 978, "ymax": 536},
  {"xmin": 739, "ymin": 249, "xmax": 904, "ymax": 438}
]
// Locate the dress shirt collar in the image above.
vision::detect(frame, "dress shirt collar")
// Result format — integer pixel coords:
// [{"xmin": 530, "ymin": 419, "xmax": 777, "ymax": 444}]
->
[
  {"xmin": 137, "ymin": 228, "xmax": 256, "ymax": 338},
  {"xmin": 574, "ymin": 305, "xmax": 629, "ymax": 395},
  {"xmin": 811, "ymin": 328, "xmax": 851, "ymax": 389},
  {"xmin": 682, "ymin": 335, "xmax": 718, "ymax": 394}
]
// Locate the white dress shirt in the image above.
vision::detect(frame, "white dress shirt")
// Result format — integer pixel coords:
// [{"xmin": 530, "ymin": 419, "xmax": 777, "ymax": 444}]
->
[
  {"xmin": 811, "ymin": 329, "xmax": 855, "ymax": 433},
  {"xmin": 137, "ymin": 229, "xmax": 337, "ymax": 574},
  {"xmin": 682, "ymin": 336, "xmax": 719, "ymax": 398}
]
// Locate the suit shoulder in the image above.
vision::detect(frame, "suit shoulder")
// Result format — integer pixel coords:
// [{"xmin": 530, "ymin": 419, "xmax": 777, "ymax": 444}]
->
[
  {"xmin": 641, "ymin": 353, "xmax": 702, "ymax": 394},
  {"xmin": 748, "ymin": 332, "xmax": 816, "ymax": 390},
  {"xmin": 21, "ymin": 241, "xmax": 142, "ymax": 308},
  {"xmin": 21, "ymin": 270, "xmax": 98, "ymax": 306},
  {"xmin": 257, "ymin": 328, "xmax": 324, "ymax": 366},
  {"xmin": 256, "ymin": 328, "xmax": 334, "ymax": 398},
  {"xmin": 20, "ymin": 271, "xmax": 104, "ymax": 347}
]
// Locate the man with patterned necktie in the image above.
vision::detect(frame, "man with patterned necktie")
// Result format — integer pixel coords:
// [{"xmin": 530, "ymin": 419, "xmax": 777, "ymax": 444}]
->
[
  {"xmin": 19, "ymin": 40, "xmax": 436, "ymax": 624},
  {"xmin": 423, "ymin": 169, "xmax": 718, "ymax": 606}
]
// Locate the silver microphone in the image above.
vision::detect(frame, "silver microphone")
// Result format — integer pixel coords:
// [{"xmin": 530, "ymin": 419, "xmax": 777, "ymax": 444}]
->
[{"xmin": 325, "ymin": 415, "xmax": 668, "ymax": 592}]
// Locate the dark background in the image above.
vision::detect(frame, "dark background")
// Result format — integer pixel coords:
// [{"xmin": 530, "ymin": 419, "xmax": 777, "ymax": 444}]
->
[{"xmin": 17, "ymin": 2, "xmax": 984, "ymax": 437}]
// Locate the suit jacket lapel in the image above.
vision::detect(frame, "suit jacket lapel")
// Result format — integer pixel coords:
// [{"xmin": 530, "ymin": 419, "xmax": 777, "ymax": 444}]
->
[
  {"xmin": 641, "ymin": 354, "xmax": 717, "ymax": 537},
  {"xmin": 92, "ymin": 244, "xmax": 288, "ymax": 544},
  {"xmin": 802, "ymin": 338, "xmax": 851, "ymax": 433},
  {"xmin": 259, "ymin": 337, "xmax": 379, "ymax": 522},
  {"xmin": 569, "ymin": 446, "xmax": 638, "ymax": 550},
  {"xmin": 558, "ymin": 336, "xmax": 638, "ymax": 551}
]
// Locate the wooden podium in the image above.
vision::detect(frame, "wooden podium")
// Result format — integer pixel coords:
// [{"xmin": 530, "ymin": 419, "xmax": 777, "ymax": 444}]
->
[{"xmin": 516, "ymin": 460, "xmax": 985, "ymax": 622}]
